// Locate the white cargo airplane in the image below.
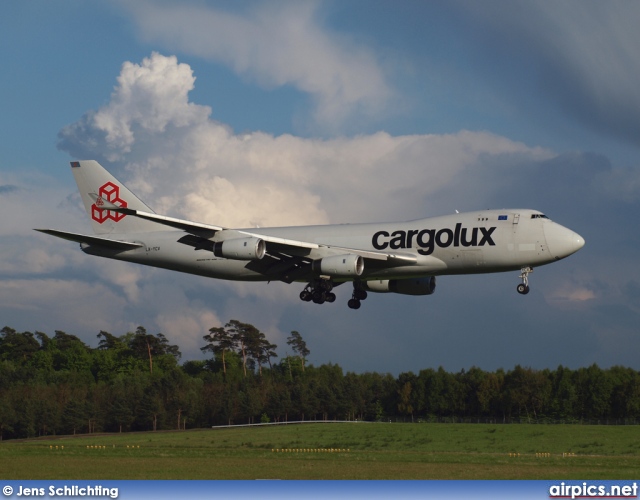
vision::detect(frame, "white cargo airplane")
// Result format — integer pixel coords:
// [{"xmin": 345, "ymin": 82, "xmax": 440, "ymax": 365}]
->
[{"xmin": 37, "ymin": 160, "xmax": 585, "ymax": 309}]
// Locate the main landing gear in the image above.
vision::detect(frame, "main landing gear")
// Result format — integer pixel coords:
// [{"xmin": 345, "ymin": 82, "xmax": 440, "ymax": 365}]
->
[
  {"xmin": 517, "ymin": 266, "xmax": 533, "ymax": 295},
  {"xmin": 299, "ymin": 279, "xmax": 336, "ymax": 304},
  {"xmin": 348, "ymin": 285, "xmax": 368, "ymax": 310},
  {"xmin": 299, "ymin": 280, "xmax": 368, "ymax": 308}
]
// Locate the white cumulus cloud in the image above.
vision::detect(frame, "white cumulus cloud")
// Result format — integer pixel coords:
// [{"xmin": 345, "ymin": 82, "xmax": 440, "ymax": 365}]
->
[
  {"xmin": 60, "ymin": 53, "xmax": 553, "ymax": 230},
  {"xmin": 59, "ymin": 52, "xmax": 211, "ymax": 162},
  {"xmin": 123, "ymin": 1, "xmax": 393, "ymax": 131}
]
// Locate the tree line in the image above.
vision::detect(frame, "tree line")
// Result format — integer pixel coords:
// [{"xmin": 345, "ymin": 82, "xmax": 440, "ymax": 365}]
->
[{"xmin": 0, "ymin": 322, "xmax": 639, "ymax": 440}]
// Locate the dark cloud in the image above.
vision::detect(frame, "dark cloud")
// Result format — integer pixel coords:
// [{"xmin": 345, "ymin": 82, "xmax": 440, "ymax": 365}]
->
[
  {"xmin": 448, "ymin": 0, "xmax": 640, "ymax": 149},
  {"xmin": 0, "ymin": 185, "xmax": 20, "ymax": 195},
  {"xmin": 623, "ymin": 280, "xmax": 640, "ymax": 300}
]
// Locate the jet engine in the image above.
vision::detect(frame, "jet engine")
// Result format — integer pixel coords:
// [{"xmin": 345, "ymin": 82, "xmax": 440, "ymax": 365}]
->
[
  {"xmin": 213, "ymin": 237, "xmax": 266, "ymax": 260},
  {"xmin": 314, "ymin": 254, "xmax": 364, "ymax": 277},
  {"xmin": 363, "ymin": 276, "xmax": 436, "ymax": 296}
]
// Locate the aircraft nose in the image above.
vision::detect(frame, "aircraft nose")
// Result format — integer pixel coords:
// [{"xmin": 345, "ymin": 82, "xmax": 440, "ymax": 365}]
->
[{"xmin": 544, "ymin": 222, "xmax": 585, "ymax": 260}]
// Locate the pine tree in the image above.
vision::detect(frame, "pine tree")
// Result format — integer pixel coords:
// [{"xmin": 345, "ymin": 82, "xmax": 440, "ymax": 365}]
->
[{"xmin": 286, "ymin": 331, "xmax": 310, "ymax": 372}]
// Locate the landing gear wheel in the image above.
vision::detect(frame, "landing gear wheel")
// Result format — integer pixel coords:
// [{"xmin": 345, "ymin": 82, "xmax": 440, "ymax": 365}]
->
[
  {"xmin": 300, "ymin": 279, "xmax": 336, "ymax": 305},
  {"xmin": 312, "ymin": 290, "xmax": 326, "ymax": 304},
  {"xmin": 354, "ymin": 289, "xmax": 368, "ymax": 301},
  {"xmin": 348, "ymin": 282, "xmax": 368, "ymax": 309},
  {"xmin": 517, "ymin": 267, "xmax": 533, "ymax": 295}
]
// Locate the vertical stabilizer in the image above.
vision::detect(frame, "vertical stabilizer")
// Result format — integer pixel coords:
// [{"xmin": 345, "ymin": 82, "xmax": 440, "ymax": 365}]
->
[{"xmin": 71, "ymin": 160, "xmax": 161, "ymax": 235}]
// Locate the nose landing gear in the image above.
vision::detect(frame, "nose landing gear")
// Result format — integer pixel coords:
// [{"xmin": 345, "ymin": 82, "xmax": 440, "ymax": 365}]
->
[{"xmin": 517, "ymin": 267, "xmax": 533, "ymax": 295}]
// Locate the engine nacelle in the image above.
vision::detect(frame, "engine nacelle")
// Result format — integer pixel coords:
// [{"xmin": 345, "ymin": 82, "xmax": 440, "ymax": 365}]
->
[
  {"xmin": 363, "ymin": 276, "xmax": 436, "ymax": 296},
  {"xmin": 213, "ymin": 237, "xmax": 266, "ymax": 261},
  {"xmin": 315, "ymin": 254, "xmax": 364, "ymax": 277}
]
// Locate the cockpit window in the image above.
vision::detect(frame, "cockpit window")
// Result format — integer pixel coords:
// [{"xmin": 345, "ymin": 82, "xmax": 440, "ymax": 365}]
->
[{"xmin": 531, "ymin": 214, "xmax": 549, "ymax": 219}]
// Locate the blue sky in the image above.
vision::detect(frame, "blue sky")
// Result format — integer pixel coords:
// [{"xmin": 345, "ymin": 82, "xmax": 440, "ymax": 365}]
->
[{"xmin": 1, "ymin": 0, "xmax": 640, "ymax": 374}]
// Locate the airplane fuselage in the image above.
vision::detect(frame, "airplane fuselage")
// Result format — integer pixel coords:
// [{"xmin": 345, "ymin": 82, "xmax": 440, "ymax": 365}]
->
[{"xmin": 82, "ymin": 208, "xmax": 582, "ymax": 282}]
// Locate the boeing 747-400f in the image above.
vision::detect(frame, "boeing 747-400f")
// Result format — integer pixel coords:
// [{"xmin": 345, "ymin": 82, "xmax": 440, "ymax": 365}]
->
[{"xmin": 37, "ymin": 160, "xmax": 585, "ymax": 309}]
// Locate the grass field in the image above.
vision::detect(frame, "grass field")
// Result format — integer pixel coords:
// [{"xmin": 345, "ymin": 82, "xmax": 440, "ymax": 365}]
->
[{"xmin": 1, "ymin": 422, "xmax": 639, "ymax": 479}]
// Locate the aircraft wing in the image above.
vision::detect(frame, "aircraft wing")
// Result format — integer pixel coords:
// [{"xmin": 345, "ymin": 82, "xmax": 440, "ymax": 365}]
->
[
  {"xmin": 34, "ymin": 229, "xmax": 144, "ymax": 251},
  {"xmin": 115, "ymin": 207, "xmax": 416, "ymax": 258},
  {"xmin": 111, "ymin": 207, "xmax": 224, "ymax": 239},
  {"xmin": 109, "ymin": 206, "xmax": 320, "ymax": 250},
  {"xmin": 243, "ymin": 236, "xmax": 418, "ymax": 283},
  {"xmin": 240, "ymin": 237, "xmax": 417, "ymax": 283},
  {"xmin": 103, "ymin": 205, "xmax": 418, "ymax": 281}
]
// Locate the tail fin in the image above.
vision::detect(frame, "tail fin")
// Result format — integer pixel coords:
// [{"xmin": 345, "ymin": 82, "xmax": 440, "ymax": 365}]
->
[{"xmin": 71, "ymin": 160, "xmax": 161, "ymax": 235}]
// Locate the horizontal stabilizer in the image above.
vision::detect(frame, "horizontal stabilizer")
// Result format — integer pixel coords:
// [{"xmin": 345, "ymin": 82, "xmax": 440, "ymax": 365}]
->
[{"xmin": 35, "ymin": 229, "xmax": 144, "ymax": 251}]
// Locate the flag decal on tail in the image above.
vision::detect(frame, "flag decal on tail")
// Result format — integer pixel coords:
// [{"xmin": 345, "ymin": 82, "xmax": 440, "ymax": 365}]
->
[{"xmin": 91, "ymin": 182, "xmax": 128, "ymax": 223}]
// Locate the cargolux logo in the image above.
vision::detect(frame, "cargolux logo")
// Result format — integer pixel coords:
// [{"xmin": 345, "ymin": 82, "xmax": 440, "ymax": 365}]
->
[
  {"xmin": 91, "ymin": 182, "xmax": 127, "ymax": 223},
  {"xmin": 372, "ymin": 223, "xmax": 496, "ymax": 255}
]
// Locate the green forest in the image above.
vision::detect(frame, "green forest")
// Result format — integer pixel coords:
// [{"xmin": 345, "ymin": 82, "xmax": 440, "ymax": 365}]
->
[{"xmin": 1, "ymin": 321, "xmax": 639, "ymax": 441}]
